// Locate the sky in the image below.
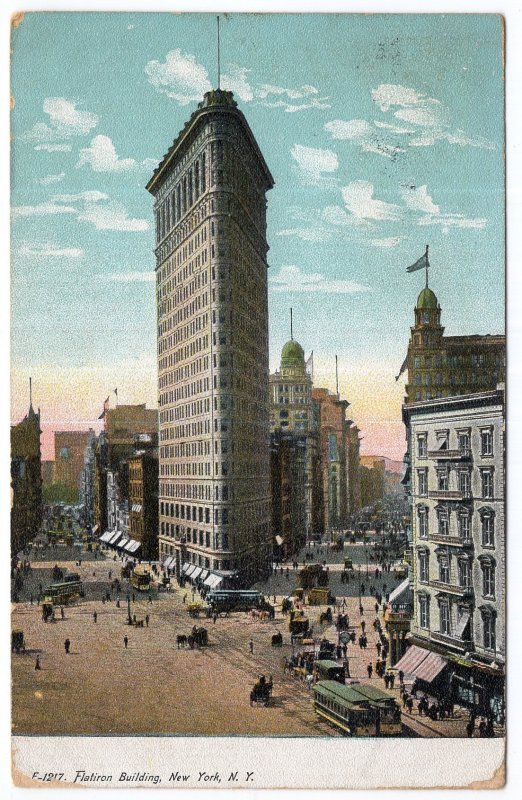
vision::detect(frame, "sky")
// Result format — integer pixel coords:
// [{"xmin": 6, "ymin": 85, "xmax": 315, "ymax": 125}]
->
[{"xmin": 10, "ymin": 12, "xmax": 505, "ymax": 462}]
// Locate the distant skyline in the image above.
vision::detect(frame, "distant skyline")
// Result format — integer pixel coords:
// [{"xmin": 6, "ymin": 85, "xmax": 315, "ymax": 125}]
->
[{"xmin": 10, "ymin": 13, "xmax": 505, "ymax": 461}]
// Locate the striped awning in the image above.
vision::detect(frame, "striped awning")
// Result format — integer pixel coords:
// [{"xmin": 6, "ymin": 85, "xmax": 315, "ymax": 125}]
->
[
  {"xmin": 100, "ymin": 531, "xmax": 113, "ymax": 543},
  {"xmin": 164, "ymin": 556, "xmax": 175, "ymax": 568},
  {"xmin": 181, "ymin": 562, "xmax": 190, "ymax": 575},
  {"xmin": 199, "ymin": 569, "xmax": 209, "ymax": 581},
  {"xmin": 117, "ymin": 538, "xmax": 130, "ymax": 550},
  {"xmin": 185, "ymin": 564, "xmax": 196, "ymax": 577},
  {"xmin": 191, "ymin": 567, "xmax": 202, "ymax": 580},
  {"xmin": 204, "ymin": 573, "xmax": 223, "ymax": 589},
  {"xmin": 131, "ymin": 504, "xmax": 143, "ymax": 513},
  {"xmin": 108, "ymin": 531, "xmax": 122, "ymax": 545},
  {"xmin": 413, "ymin": 651, "xmax": 447, "ymax": 683},
  {"xmin": 394, "ymin": 645, "xmax": 429, "ymax": 676},
  {"xmin": 126, "ymin": 540, "xmax": 141, "ymax": 553}
]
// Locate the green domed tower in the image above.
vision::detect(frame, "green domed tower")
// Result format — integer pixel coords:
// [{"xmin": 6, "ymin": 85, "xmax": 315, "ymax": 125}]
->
[{"xmin": 280, "ymin": 339, "xmax": 305, "ymax": 376}]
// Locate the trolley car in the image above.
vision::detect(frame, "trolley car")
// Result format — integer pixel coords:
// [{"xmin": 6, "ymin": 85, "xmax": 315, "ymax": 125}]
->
[
  {"xmin": 131, "ymin": 565, "xmax": 152, "ymax": 592},
  {"xmin": 347, "ymin": 682, "xmax": 402, "ymax": 735},
  {"xmin": 44, "ymin": 580, "xmax": 83, "ymax": 605},
  {"xmin": 313, "ymin": 680, "xmax": 378, "ymax": 736}
]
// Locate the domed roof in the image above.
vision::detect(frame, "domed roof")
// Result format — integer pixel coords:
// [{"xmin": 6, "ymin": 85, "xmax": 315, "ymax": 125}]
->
[
  {"xmin": 281, "ymin": 339, "xmax": 305, "ymax": 368},
  {"xmin": 417, "ymin": 287, "xmax": 438, "ymax": 310}
]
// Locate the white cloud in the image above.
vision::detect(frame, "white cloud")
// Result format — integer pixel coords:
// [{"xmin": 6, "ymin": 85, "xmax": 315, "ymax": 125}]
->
[
  {"xmin": 373, "ymin": 120, "xmax": 416, "ymax": 134},
  {"xmin": 221, "ymin": 64, "xmax": 254, "ymax": 102},
  {"xmin": 324, "ymin": 117, "xmax": 405, "ymax": 160},
  {"xmin": 77, "ymin": 135, "xmax": 138, "ymax": 172},
  {"xmin": 78, "ymin": 200, "xmax": 150, "ymax": 232},
  {"xmin": 145, "ymin": 51, "xmax": 328, "ymax": 111},
  {"xmin": 105, "ymin": 271, "xmax": 155, "ymax": 282},
  {"xmin": 342, "ymin": 181, "xmax": 402, "ymax": 221},
  {"xmin": 36, "ymin": 173, "xmax": 66, "ymax": 185},
  {"xmin": 370, "ymin": 237, "xmax": 403, "ymax": 248},
  {"xmin": 34, "ymin": 143, "xmax": 72, "ymax": 152},
  {"xmin": 418, "ymin": 213, "xmax": 487, "ymax": 230},
  {"xmin": 12, "ymin": 190, "xmax": 150, "ymax": 232},
  {"xmin": 270, "ymin": 265, "xmax": 370, "ymax": 294},
  {"xmin": 23, "ymin": 98, "xmax": 98, "ymax": 142},
  {"xmin": 11, "ymin": 201, "xmax": 77, "ymax": 219},
  {"xmin": 17, "ymin": 243, "xmax": 84, "ymax": 258},
  {"xmin": 291, "ymin": 144, "xmax": 338, "ymax": 184},
  {"xmin": 145, "ymin": 49, "xmax": 212, "ymax": 104},
  {"xmin": 401, "ymin": 184, "xmax": 440, "ymax": 215},
  {"xmin": 276, "ymin": 227, "xmax": 332, "ymax": 242},
  {"xmin": 325, "ymin": 119, "xmax": 373, "ymax": 140}
]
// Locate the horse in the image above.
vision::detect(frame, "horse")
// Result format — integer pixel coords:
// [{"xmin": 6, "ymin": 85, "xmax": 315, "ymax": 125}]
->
[{"xmin": 176, "ymin": 634, "xmax": 187, "ymax": 648}]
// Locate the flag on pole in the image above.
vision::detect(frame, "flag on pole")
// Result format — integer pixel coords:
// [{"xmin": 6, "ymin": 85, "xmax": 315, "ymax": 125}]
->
[
  {"xmin": 305, "ymin": 351, "xmax": 314, "ymax": 381},
  {"xmin": 113, "ymin": 388, "xmax": 118, "ymax": 397},
  {"xmin": 406, "ymin": 246, "xmax": 430, "ymax": 273},
  {"xmin": 395, "ymin": 355, "xmax": 408, "ymax": 382},
  {"xmin": 98, "ymin": 397, "xmax": 109, "ymax": 419}
]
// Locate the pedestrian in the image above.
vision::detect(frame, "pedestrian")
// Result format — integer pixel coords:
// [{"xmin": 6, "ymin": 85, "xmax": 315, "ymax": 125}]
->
[
  {"xmin": 466, "ymin": 717, "xmax": 474, "ymax": 738},
  {"xmin": 367, "ymin": 663, "xmax": 373, "ymax": 679},
  {"xmin": 402, "ymin": 692, "xmax": 408, "ymax": 708},
  {"xmin": 124, "ymin": 635, "xmax": 129, "ymax": 649},
  {"xmin": 145, "ymin": 614, "xmax": 149, "ymax": 627},
  {"xmin": 64, "ymin": 638, "xmax": 71, "ymax": 654},
  {"xmin": 406, "ymin": 696, "xmax": 414, "ymax": 714},
  {"xmin": 213, "ymin": 613, "xmax": 217, "ymax": 624},
  {"xmin": 93, "ymin": 611, "xmax": 97, "ymax": 623},
  {"xmin": 398, "ymin": 669, "xmax": 404, "ymax": 685},
  {"xmin": 361, "ymin": 620, "xmax": 366, "ymax": 633},
  {"xmin": 148, "ymin": 595, "xmax": 153, "ymax": 604},
  {"xmin": 389, "ymin": 672, "xmax": 395, "ymax": 689},
  {"xmin": 478, "ymin": 718, "xmax": 487, "ymax": 738},
  {"xmin": 30, "ymin": 594, "xmax": 33, "ymax": 605},
  {"xmin": 60, "ymin": 607, "xmax": 64, "ymax": 619},
  {"xmin": 374, "ymin": 601, "xmax": 379, "ymax": 614},
  {"xmin": 183, "ymin": 593, "xmax": 187, "ymax": 604},
  {"xmin": 342, "ymin": 643, "xmax": 348, "ymax": 658},
  {"xmin": 35, "ymin": 655, "xmax": 41, "ymax": 670},
  {"xmin": 116, "ymin": 599, "xmax": 120, "ymax": 608},
  {"xmin": 132, "ymin": 593, "xmax": 136, "ymax": 602},
  {"xmin": 249, "ymin": 640, "xmax": 254, "ymax": 654},
  {"xmin": 376, "ymin": 641, "xmax": 382, "ymax": 656},
  {"xmin": 359, "ymin": 603, "xmax": 364, "ymax": 616}
]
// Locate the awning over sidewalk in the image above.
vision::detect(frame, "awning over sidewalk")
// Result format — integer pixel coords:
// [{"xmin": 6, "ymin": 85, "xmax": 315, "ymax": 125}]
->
[
  {"xmin": 125, "ymin": 540, "xmax": 141, "ymax": 553},
  {"xmin": 185, "ymin": 564, "xmax": 196, "ymax": 577},
  {"xmin": 191, "ymin": 567, "xmax": 202, "ymax": 580},
  {"xmin": 117, "ymin": 538, "xmax": 130, "ymax": 550},
  {"xmin": 414, "ymin": 651, "xmax": 447, "ymax": 683},
  {"xmin": 164, "ymin": 556, "xmax": 175, "ymax": 569},
  {"xmin": 181, "ymin": 562, "xmax": 190, "ymax": 575},
  {"xmin": 394, "ymin": 644, "xmax": 429, "ymax": 676},
  {"xmin": 199, "ymin": 570, "xmax": 209, "ymax": 581},
  {"xmin": 204, "ymin": 573, "xmax": 223, "ymax": 589},
  {"xmin": 99, "ymin": 531, "xmax": 113, "ymax": 543},
  {"xmin": 108, "ymin": 531, "xmax": 122, "ymax": 545},
  {"xmin": 388, "ymin": 577, "xmax": 410, "ymax": 606}
]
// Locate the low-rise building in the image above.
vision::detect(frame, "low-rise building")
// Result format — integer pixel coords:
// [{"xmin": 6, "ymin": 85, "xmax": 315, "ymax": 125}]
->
[{"xmin": 402, "ymin": 386, "xmax": 505, "ymax": 723}]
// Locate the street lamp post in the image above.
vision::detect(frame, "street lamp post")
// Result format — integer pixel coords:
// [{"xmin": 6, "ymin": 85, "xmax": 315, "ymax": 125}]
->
[{"xmin": 126, "ymin": 592, "xmax": 132, "ymax": 625}]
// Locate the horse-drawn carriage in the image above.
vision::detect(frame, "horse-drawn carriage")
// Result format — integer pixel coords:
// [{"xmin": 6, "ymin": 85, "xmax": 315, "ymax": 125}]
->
[
  {"xmin": 289, "ymin": 614, "xmax": 309, "ymax": 637},
  {"xmin": 11, "ymin": 630, "xmax": 25, "ymax": 653},
  {"xmin": 319, "ymin": 607, "xmax": 333, "ymax": 625},
  {"xmin": 177, "ymin": 626, "xmax": 208, "ymax": 649},
  {"xmin": 250, "ymin": 676, "xmax": 273, "ymax": 707},
  {"xmin": 271, "ymin": 631, "xmax": 283, "ymax": 647}
]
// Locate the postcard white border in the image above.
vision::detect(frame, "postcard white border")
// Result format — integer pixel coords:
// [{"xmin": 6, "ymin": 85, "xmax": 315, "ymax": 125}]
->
[{"xmin": 3, "ymin": 0, "xmax": 522, "ymax": 796}]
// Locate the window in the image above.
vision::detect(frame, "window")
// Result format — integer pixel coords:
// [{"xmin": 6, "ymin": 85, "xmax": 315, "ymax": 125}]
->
[
  {"xmin": 458, "ymin": 558, "xmax": 472, "ymax": 589},
  {"xmin": 482, "ymin": 612, "xmax": 496, "ymax": 651},
  {"xmin": 457, "ymin": 430, "xmax": 470, "ymax": 454},
  {"xmin": 437, "ymin": 470, "xmax": 449, "ymax": 491},
  {"xmin": 417, "ymin": 469, "xmax": 428, "ymax": 496},
  {"xmin": 439, "ymin": 600, "xmax": 451, "ymax": 635},
  {"xmin": 458, "ymin": 512, "xmax": 471, "ymax": 542},
  {"xmin": 419, "ymin": 595, "xmax": 430, "ymax": 629},
  {"xmin": 458, "ymin": 471, "xmax": 470, "ymax": 496},
  {"xmin": 417, "ymin": 434, "xmax": 427, "ymax": 458},
  {"xmin": 418, "ymin": 506, "xmax": 428, "ymax": 539},
  {"xmin": 482, "ymin": 562, "xmax": 495, "ymax": 598},
  {"xmin": 481, "ymin": 428, "xmax": 493, "ymax": 457},
  {"xmin": 481, "ymin": 469, "xmax": 494, "ymax": 499},
  {"xmin": 438, "ymin": 508, "xmax": 449, "ymax": 537},
  {"xmin": 439, "ymin": 555, "xmax": 450, "ymax": 584},
  {"xmin": 418, "ymin": 550, "xmax": 429, "ymax": 582},
  {"xmin": 481, "ymin": 513, "xmax": 495, "ymax": 548}
]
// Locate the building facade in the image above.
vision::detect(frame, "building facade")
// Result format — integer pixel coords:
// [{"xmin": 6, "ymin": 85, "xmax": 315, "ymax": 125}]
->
[
  {"xmin": 79, "ymin": 431, "xmax": 97, "ymax": 529},
  {"xmin": 403, "ymin": 388, "xmax": 505, "ymax": 722},
  {"xmin": 54, "ymin": 430, "xmax": 93, "ymax": 493},
  {"xmin": 128, "ymin": 439, "xmax": 159, "ymax": 561},
  {"xmin": 404, "ymin": 286, "xmax": 505, "ymax": 404},
  {"xmin": 269, "ymin": 338, "xmax": 316, "ymax": 544},
  {"xmin": 312, "ymin": 388, "xmax": 350, "ymax": 537},
  {"xmin": 147, "ymin": 89, "xmax": 274, "ymax": 585},
  {"xmin": 11, "ymin": 402, "xmax": 43, "ymax": 555}
]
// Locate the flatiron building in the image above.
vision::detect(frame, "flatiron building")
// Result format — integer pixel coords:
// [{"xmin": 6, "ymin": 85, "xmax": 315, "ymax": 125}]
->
[{"xmin": 147, "ymin": 89, "xmax": 273, "ymax": 585}]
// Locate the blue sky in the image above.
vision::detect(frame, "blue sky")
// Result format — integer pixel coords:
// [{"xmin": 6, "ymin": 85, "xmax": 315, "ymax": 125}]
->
[{"xmin": 10, "ymin": 12, "xmax": 505, "ymax": 459}]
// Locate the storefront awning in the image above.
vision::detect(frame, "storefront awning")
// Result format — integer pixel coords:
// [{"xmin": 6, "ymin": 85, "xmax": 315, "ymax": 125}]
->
[
  {"xmin": 414, "ymin": 651, "xmax": 447, "ymax": 683},
  {"xmin": 199, "ymin": 569, "xmax": 209, "ymax": 581},
  {"xmin": 131, "ymin": 504, "xmax": 143, "ymax": 513},
  {"xmin": 181, "ymin": 562, "xmax": 190, "ymax": 575},
  {"xmin": 164, "ymin": 556, "xmax": 174, "ymax": 568},
  {"xmin": 455, "ymin": 611, "xmax": 471, "ymax": 640},
  {"xmin": 100, "ymin": 531, "xmax": 113, "ymax": 543},
  {"xmin": 388, "ymin": 577, "xmax": 410, "ymax": 606},
  {"xmin": 394, "ymin": 644, "xmax": 429, "ymax": 676},
  {"xmin": 185, "ymin": 564, "xmax": 196, "ymax": 577},
  {"xmin": 191, "ymin": 567, "xmax": 202, "ymax": 580},
  {"xmin": 126, "ymin": 540, "xmax": 141, "ymax": 553},
  {"xmin": 117, "ymin": 538, "xmax": 130, "ymax": 550},
  {"xmin": 204, "ymin": 573, "xmax": 223, "ymax": 589},
  {"xmin": 108, "ymin": 531, "xmax": 122, "ymax": 545}
]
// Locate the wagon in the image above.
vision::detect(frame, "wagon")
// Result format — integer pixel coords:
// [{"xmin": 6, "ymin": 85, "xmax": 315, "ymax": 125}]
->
[{"xmin": 11, "ymin": 630, "xmax": 25, "ymax": 653}]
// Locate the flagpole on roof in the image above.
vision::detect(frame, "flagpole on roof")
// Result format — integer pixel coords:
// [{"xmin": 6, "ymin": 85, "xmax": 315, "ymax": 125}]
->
[{"xmin": 425, "ymin": 244, "xmax": 429, "ymax": 289}]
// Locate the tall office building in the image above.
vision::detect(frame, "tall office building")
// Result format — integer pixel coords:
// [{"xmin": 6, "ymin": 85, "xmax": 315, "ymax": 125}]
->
[{"xmin": 147, "ymin": 89, "xmax": 274, "ymax": 585}]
